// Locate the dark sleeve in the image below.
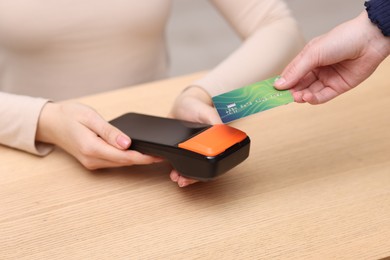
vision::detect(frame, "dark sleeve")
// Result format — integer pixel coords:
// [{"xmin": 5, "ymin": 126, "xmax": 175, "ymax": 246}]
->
[{"xmin": 365, "ymin": 0, "xmax": 390, "ymax": 36}]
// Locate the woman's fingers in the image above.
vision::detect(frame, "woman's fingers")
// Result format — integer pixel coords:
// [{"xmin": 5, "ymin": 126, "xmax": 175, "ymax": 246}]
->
[
  {"xmin": 80, "ymin": 109, "xmax": 131, "ymax": 150},
  {"xmin": 169, "ymin": 169, "xmax": 198, "ymax": 188}
]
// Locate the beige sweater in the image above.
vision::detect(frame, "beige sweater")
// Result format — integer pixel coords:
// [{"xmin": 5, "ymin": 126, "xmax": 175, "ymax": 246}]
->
[{"xmin": 0, "ymin": 0, "xmax": 303, "ymax": 155}]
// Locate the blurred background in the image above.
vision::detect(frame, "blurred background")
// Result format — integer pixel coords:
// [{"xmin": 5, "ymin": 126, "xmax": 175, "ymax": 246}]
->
[{"xmin": 167, "ymin": 0, "xmax": 362, "ymax": 77}]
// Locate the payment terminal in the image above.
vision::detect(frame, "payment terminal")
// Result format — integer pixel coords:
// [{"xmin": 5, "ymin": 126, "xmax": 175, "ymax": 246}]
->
[{"xmin": 110, "ymin": 113, "xmax": 250, "ymax": 181}]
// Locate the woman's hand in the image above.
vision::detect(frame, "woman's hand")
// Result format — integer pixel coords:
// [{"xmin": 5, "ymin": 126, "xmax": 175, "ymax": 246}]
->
[
  {"xmin": 36, "ymin": 102, "xmax": 162, "ymax": 170},
  {"xmin": 169, "ymin": 86, "xmax": 221, "ymax": 187},
  {"xmin": 170, "ymin": 85, "xmax": 221, "ymax": 125}
]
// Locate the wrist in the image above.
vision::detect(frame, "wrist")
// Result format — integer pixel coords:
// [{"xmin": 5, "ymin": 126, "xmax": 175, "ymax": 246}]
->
[
  {"xmin": 36, "ymin": 102, "xmax": 60, "ymax": 144},
  {"xmin": 359, "ymin": 11, "xmax": 390, "ymax": 57},
  {"xmin": 181, "ymin": 85, "xmax": 213, "ymax": 106}
]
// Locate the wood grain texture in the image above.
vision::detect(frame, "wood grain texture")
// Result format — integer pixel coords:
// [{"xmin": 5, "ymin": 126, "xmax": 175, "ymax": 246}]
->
[{"xmin": 1, "ymin": 61, "xmax": 390, "ymax": 259}]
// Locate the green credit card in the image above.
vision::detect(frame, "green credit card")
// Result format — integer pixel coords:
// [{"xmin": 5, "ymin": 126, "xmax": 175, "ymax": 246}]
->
[{"xmin": 212, "ymin": 76, "xmax": 294, "ymax": 123}]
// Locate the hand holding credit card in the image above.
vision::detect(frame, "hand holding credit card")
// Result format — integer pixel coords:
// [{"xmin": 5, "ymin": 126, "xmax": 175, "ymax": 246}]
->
[{"xmin": 212, "ymin": 76, "xmax": 294, "ymax": 123}]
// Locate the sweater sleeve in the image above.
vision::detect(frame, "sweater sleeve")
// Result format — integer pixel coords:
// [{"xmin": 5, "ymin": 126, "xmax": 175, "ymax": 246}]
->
[
  {"xmin": 365, "ymin": 0, "xmax": 390, "ymax": 36},
  {"xmin": 193, "ymin": 0, "xmax": 304, "ymax": 96},
  {"xmin": 0, "ymin": 92, "xmax": 53, "ymax": 155}
]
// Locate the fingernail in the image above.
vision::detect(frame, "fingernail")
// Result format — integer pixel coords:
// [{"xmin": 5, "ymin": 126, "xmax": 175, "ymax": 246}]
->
[
  {"xmin": 117, "ymin": 135, "xmax": 130, "ymax": 149},
  {"xmin": 274, "ymin": 77, "xmax": 286, "ymax": 87},
  {"xmin": 178, "ymin": 181, "xmax": 186, "ymax": 188}
]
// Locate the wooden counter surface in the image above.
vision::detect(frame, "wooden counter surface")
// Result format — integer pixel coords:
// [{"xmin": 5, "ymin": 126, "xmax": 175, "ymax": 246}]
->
[{"xmin": 1, "ymin": 59, "xmax": 390, "ymax": 259}]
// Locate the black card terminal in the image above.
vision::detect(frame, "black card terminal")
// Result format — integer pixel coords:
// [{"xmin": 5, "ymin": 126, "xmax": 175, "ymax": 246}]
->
[{"xmin": 109, "ymin": 113, "xmax": 250, "ymax": 181}]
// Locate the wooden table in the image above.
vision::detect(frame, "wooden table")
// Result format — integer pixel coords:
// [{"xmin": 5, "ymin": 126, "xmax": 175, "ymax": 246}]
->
[{"xmin": 1, "ymin": 59, "xmax": 390, "ymax": 260}]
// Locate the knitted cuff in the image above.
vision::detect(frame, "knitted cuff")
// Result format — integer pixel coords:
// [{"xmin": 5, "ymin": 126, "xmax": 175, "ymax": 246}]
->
[{"xmin": 365, "ymin": 0, "xmax": 390, "ymax": 36}]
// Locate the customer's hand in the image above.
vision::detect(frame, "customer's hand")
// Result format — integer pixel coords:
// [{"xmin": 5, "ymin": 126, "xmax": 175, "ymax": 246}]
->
[
  {"xmin": 274, "ymin": 11, "xmax": 390, "ymax": 104},
  {"xmin": 36, "ymin": 102, "xmax": 162, "ymax": 170},
  {"xmin": 169, "ymin": 85, "xmax": 221, "ymax": 187}
]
